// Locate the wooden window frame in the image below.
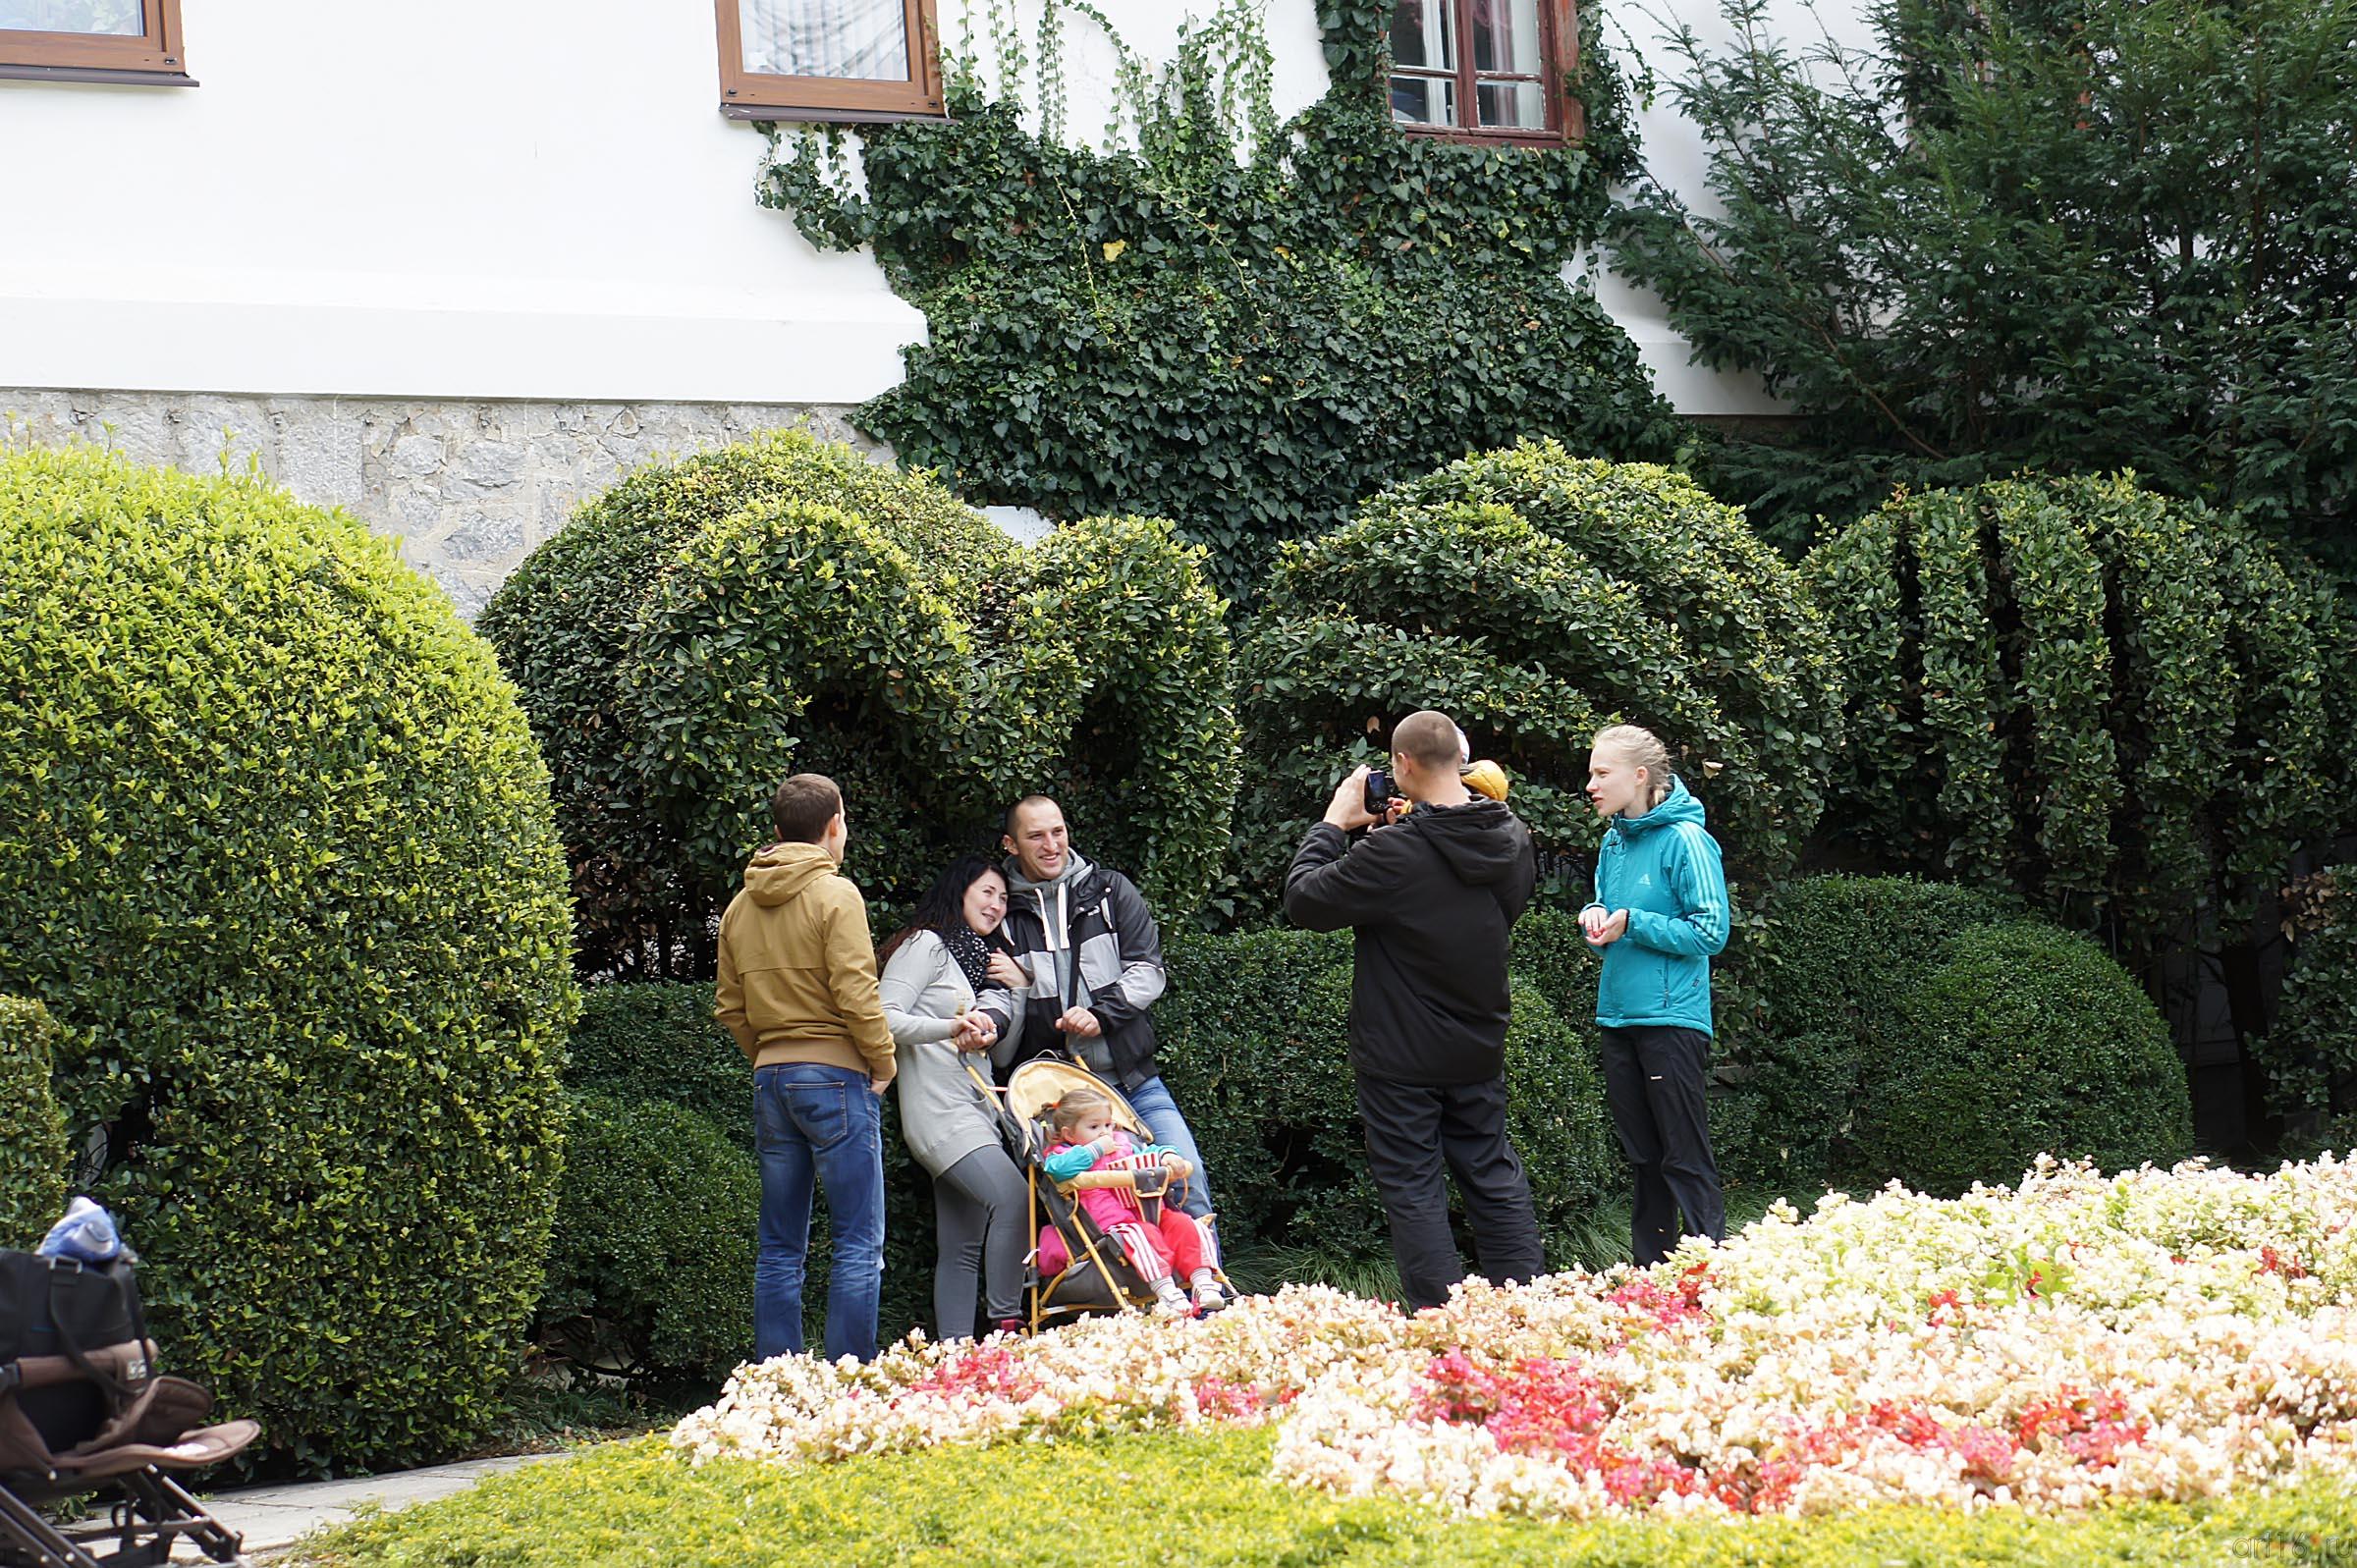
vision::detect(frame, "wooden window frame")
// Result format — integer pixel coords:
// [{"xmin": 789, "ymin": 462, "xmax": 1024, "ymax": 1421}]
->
[
  {"xmin": 715, "ymin": 0, "xmax": 944, "ymax": 123},
  {"xmin": 0, "ymin": 0, "xmax": 192, "ymax": 84},
  {"xmin": 1390, "ymin": 0, "xmax": 1581, "ymax": 148}
]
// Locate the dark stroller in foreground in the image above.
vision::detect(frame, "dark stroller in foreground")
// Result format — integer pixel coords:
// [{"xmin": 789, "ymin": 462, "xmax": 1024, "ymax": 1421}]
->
[
  {"xmin": 2, "ymin": 1251, "xmax": 258, "ymax": 1568},
  {"xmin": 973, "ymin": 1054, "xmax": 1233, "ymax": 1332}
]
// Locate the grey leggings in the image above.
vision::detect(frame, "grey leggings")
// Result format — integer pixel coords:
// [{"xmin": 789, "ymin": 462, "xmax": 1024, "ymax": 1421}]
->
[{"xmin": 932, "ymin": 1144, "xmax": 1029, "ymax": 1336}]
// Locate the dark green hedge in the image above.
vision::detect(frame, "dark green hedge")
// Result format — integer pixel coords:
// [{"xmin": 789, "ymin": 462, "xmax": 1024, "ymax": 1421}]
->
[
  {"xmin": 1229, "ymin": 443, "xmax": 1841, "ymax": 923},
  {"xmin": 539, "ymin": 1094, "xmax": 757, "ymax": 1385},
  {"xmin": 1156, "ymin": 926, "xmax": 1619, "ymax": 1271},
  {"xmin": 482, "ymin": 432, "xmax": 1239, "ymax": 977},
  {"xmin": 0, "ymin": 446, "xmax": 576, "ymax": 1473},
  {"xmin": 1856, "ymin": 922, "xmax": 2194, "ymax": 1195},
  {"xmin": 567, "ymin": 984, "xmax": 750, "ymax": 1150},
  {"xmin": 1713, "ymin": 877, "xmax": 2192, "ymax": 1197},
  {"xmin": 552, "ymin": 984, "xmax": 939, "ymax": 1346},
  {"xmin": 0, "ymin": 995, "xmax": 69, "ymax": 1249}
]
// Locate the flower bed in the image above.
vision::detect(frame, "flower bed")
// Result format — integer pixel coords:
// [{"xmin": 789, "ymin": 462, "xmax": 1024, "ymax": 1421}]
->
[{"xmin": 675, "ymin": 1156, "xmax": 2357, "ymax": 1521}]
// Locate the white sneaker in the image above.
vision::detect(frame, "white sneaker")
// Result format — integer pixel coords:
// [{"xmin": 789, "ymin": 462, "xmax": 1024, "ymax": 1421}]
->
[
  {"xmin": 1153, "ymin": 1283, "xmax": 1195, "ymax": 1318},
  {"xmin": 1193, "ymin": 1278, "xmax": 1228, "ymax": 1313}
]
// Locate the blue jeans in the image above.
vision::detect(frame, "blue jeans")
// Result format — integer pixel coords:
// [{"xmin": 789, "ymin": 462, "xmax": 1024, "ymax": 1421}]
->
[
  {"xmin": 1125, "ymin": 1074, "xmax": 1214, "ymax": 1221},
  {"xmin": 753, "ymin": 1062, "xmax": 884, "ymax": 1363}
]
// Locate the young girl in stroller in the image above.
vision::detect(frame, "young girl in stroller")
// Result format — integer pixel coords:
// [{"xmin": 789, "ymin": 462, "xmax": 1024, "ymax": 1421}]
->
[{"xmin": 1040, "ymin": 1088, "xmax": 1227, "ymax": 1317}]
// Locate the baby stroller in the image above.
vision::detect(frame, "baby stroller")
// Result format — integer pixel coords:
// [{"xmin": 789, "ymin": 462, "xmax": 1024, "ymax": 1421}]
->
[
  {"xmin": 2, "ymin": 1247, "xmax": 258, "ymax": 1568},
  {"xmin": 975, "ymin": 1054, "xmax": 1232, "ymax": 1331}
]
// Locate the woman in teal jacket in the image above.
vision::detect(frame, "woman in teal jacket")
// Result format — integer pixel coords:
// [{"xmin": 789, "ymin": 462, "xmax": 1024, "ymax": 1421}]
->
[{"xmin": 1579, "ymin": 724, "xmax": 1728, "ymax": 1265}]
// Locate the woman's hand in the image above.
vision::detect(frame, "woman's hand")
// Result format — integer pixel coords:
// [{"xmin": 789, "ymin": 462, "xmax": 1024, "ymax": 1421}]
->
[
  {"xmin": 1583, "ymin": 908, "xmax": 1630, "ymax": 946},
  {"xmin": 986, "ymin": 950, "xmax": 1028, "ymax": 990}
]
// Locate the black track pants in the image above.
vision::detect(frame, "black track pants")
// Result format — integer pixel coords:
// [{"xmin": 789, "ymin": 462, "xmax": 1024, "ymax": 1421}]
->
[
  {"xmin": 1597, "ymin": 1024, "xmax": 1725, "ymax": 1266},
  {"xmin": 1354, "ymin": 1072, "xmax": 1547, "ymax": 1312}
]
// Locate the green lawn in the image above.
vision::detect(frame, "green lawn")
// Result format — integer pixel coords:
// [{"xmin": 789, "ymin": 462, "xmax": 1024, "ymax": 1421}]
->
[{"xmin": 295, "ymin": 1426, "xmax": 2357, "ymax": 1567}]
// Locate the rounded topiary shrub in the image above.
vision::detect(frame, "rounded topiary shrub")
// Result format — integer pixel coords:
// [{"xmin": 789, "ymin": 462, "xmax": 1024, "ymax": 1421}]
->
[
  {"xmin": 555, "ymin": 981, "xmax": 939, "ymax": 1344},
  {"xmin": 1155, "ymin": 926, "xmax": 1618, "ymax": 1271},
  {"xmin": 483, "ymin": 432, "xmax": 1238, "ymax": 977},
  {"xmin": 538, "ymin": 1094, "xmax": 756, "ymax": 1384},
  {"xmin": 1855, "ymin": 923, "xmax": 2194, "ymax": 1196},
  {"xmin": 1230, "ymin": 442, "xmax": 1841, "ymax": 921},
  {"xmin": 0, "ymin": 996, "xmax": 70, "ymax": 1249},
  {"xmin": 1805, "ymin": 474, "xmax": 2347, "ymax": 948},
  {"xmin": 0, "ymin": 446, "xmax": 575, "ymax": 1471}
]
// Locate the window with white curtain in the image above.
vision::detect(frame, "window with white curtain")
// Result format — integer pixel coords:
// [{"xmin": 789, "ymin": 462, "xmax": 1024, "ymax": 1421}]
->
[
  {"xmin": 1387, "ymin": 0, "xmax": 1578, "ymax": 143},
  {"xmin": 717, "ymin": 0, "xmax": 942, "ymax": 120}
]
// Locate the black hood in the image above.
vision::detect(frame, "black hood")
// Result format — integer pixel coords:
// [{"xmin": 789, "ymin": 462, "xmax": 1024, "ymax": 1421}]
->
[{"xmin": 1401, "ymin": 798, "xmax": 1527, "ymax": 887}]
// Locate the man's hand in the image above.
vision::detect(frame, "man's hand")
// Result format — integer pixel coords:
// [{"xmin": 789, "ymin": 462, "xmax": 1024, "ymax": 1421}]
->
[
  {"xmin": 1324, "ymin": 766, "xmax": 1380, "ymax": 832},
  {"xmin": 1055, "ymin": 1006, "xmax": 1103, "ymax": 1039},
  {"xmin": 1582, "ymin": 907, "xmax": 1630, "ymax": 947},
  {"xmin": 985, "ymin": 949, "xmax": 1029, "ymax": 990},
  {"xmin": 1161, "ymin": 1154, "xmax": 1192, "ymax": 1179},
  {"xmin": 869, "ymin": 1075, "xmax": 891, "ymax": 1097},
  {"xmin": 952, "ymin": 1012, "xmax": 996, "ymax": 1053}
]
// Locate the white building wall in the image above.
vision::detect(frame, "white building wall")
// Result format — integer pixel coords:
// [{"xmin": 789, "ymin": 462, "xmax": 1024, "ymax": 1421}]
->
[{"xmin": 0, "ymin": 0, "xmax": 1874, "ymax": 603}]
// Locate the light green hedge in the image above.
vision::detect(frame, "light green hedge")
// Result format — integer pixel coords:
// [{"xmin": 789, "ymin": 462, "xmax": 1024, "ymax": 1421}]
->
[
  {"xmin": 294, "ymin": 1426, "xmax": 2357, "ymax": 1568},
  {"xmin": 481, "ymin": 431, "xmax": 1239, "ymax": 977},
  {"xmin": 0, "ymin": 995, "xmax": 69, "ymax": 1249},
  {"xmin": 0, "ymin": 445, "xmax": 576, "ymax": 1472}
]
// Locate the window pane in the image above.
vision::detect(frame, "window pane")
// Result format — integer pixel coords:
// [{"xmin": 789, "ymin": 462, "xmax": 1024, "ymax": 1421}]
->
[
  {"xmin": 1470, "ymin": 0, "xmax": 1542, "ymax": 74},
  {"xmin": 1390, "ymin": 74, "xmax": 1458, "ymax": 128},
  {"xmin": 1388, "ymin": 0, "xmax": 1453, "ymax": 71},
  {"xmin": 1477, "ymin": 79, "xmax": 1547, "ymax": 130},
  {"xmin": 0, "ymin": 0, "xmax": 142, "ymax": 34},
  {"xmin": 739, "ymin": 0, "xmax": 909, "ymax": 81}
]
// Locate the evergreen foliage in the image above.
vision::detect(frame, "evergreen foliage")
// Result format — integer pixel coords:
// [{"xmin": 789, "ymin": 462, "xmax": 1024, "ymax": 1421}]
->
[
  {"xmin": 1610, "ymin": 0, "xmax": 2357, "ymax": 564},
  {"xmin": 538, "ymin": 1094, "xmax": 757, "ymax": 1385},
  {"xmin": 1228, "ymin": 443, "xmax": 1841, "ymax": 922},
  {"xmin": 0, "ymin": 996, "xmax": 69, "ymax": 1250},
  {"xmin": 481, "ymin": 432, "xmax": 1238, "ymax": 977},
  {"xmin": 0, "ymin": 445, "xmax": 575, "ymax": 1472},
  {"xmin": 755, "ymin": 0, "xmax": 1683, "ymax": 594},
  {"xmin": 2260, "ymin": 870, "xmax": 2357, "ymax": 1121},
  {"xmin": 1803, "ymin": 475, "xmax": 2349, "ymax": 955}
]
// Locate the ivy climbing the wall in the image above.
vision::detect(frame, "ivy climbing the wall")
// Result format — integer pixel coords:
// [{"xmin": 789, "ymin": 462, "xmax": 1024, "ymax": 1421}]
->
[{"xmin": 757, "ymin": 0, "xmax": 1685, "ymax": 594}]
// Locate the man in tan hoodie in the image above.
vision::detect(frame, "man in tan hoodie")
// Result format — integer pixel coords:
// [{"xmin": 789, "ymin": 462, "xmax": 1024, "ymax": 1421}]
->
[{"xmin": 715, "ymin": 773, "xmax": 897, "ymax": 1363}]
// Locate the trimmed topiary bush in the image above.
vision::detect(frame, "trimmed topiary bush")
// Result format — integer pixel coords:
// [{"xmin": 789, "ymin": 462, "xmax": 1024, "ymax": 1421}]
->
[
  {"xmin": 555, "ymin": 983, "xmax": 941, "ymax": 1345},
  {"xmin": 1709, "ymin": 876, "xmax": 2191, "ymax": 1197},
  {"xmin": 1156, "ymin": 927, "xmax": 1619, "ymax": 1269},
  {"xmin": 0, "ymin": 445, "xmax": 576, "ymax": 1473},
  {"xmin": 1855, "ymin": 923, "xmax": 2194, "ymax": 1196},
  {"xmin": 482, "ymin": 432, "xmax": 1239, "ymax": 977},
  {"xmin": 1229, "ymin": 442, "xmax": 1841, "ymax": 922},
  {"xmin": 538, "ymin": 1094, "xmax": 757, "ymax": 1385},
  {"xmin": 0, "ymin": 996, "xmax": 69, "ymax": 1249},
  {"xmin": 1805, "ymin": 474, "xmax": 2348, "ymax": 948}
]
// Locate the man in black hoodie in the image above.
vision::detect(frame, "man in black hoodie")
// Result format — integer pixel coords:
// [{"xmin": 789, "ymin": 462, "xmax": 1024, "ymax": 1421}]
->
[{"xmin": 1283, "ymin": 709, "xmax": 1547, "ymax": 1311}]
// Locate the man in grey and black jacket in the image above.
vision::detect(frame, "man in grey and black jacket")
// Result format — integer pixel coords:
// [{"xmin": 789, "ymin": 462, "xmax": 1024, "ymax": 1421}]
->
[
  {"xmin": 972, "ymin": 794, "xmax": 1216, "ymax": 1220},
  {"xmin": 1283, "ymin": 709, "xmax": 1547, "ymax": 1312}
]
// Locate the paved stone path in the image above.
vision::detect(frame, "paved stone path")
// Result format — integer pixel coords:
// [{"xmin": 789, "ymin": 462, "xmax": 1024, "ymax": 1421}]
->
[{"xmin": 180, "ymin": 1453, "xmax": 559, "ymax": 1560}]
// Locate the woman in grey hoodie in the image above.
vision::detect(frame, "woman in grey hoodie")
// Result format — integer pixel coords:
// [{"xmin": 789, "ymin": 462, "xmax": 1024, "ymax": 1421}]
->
[{"xmin": 878, "ymin": 855, "xmax": 1030, "ymax": 1338}]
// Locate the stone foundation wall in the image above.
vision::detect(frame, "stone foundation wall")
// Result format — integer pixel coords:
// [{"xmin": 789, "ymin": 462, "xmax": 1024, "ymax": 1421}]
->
[{"xmin": 2, "ymin": 389, "xmax": 884, "ymax": 617}]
